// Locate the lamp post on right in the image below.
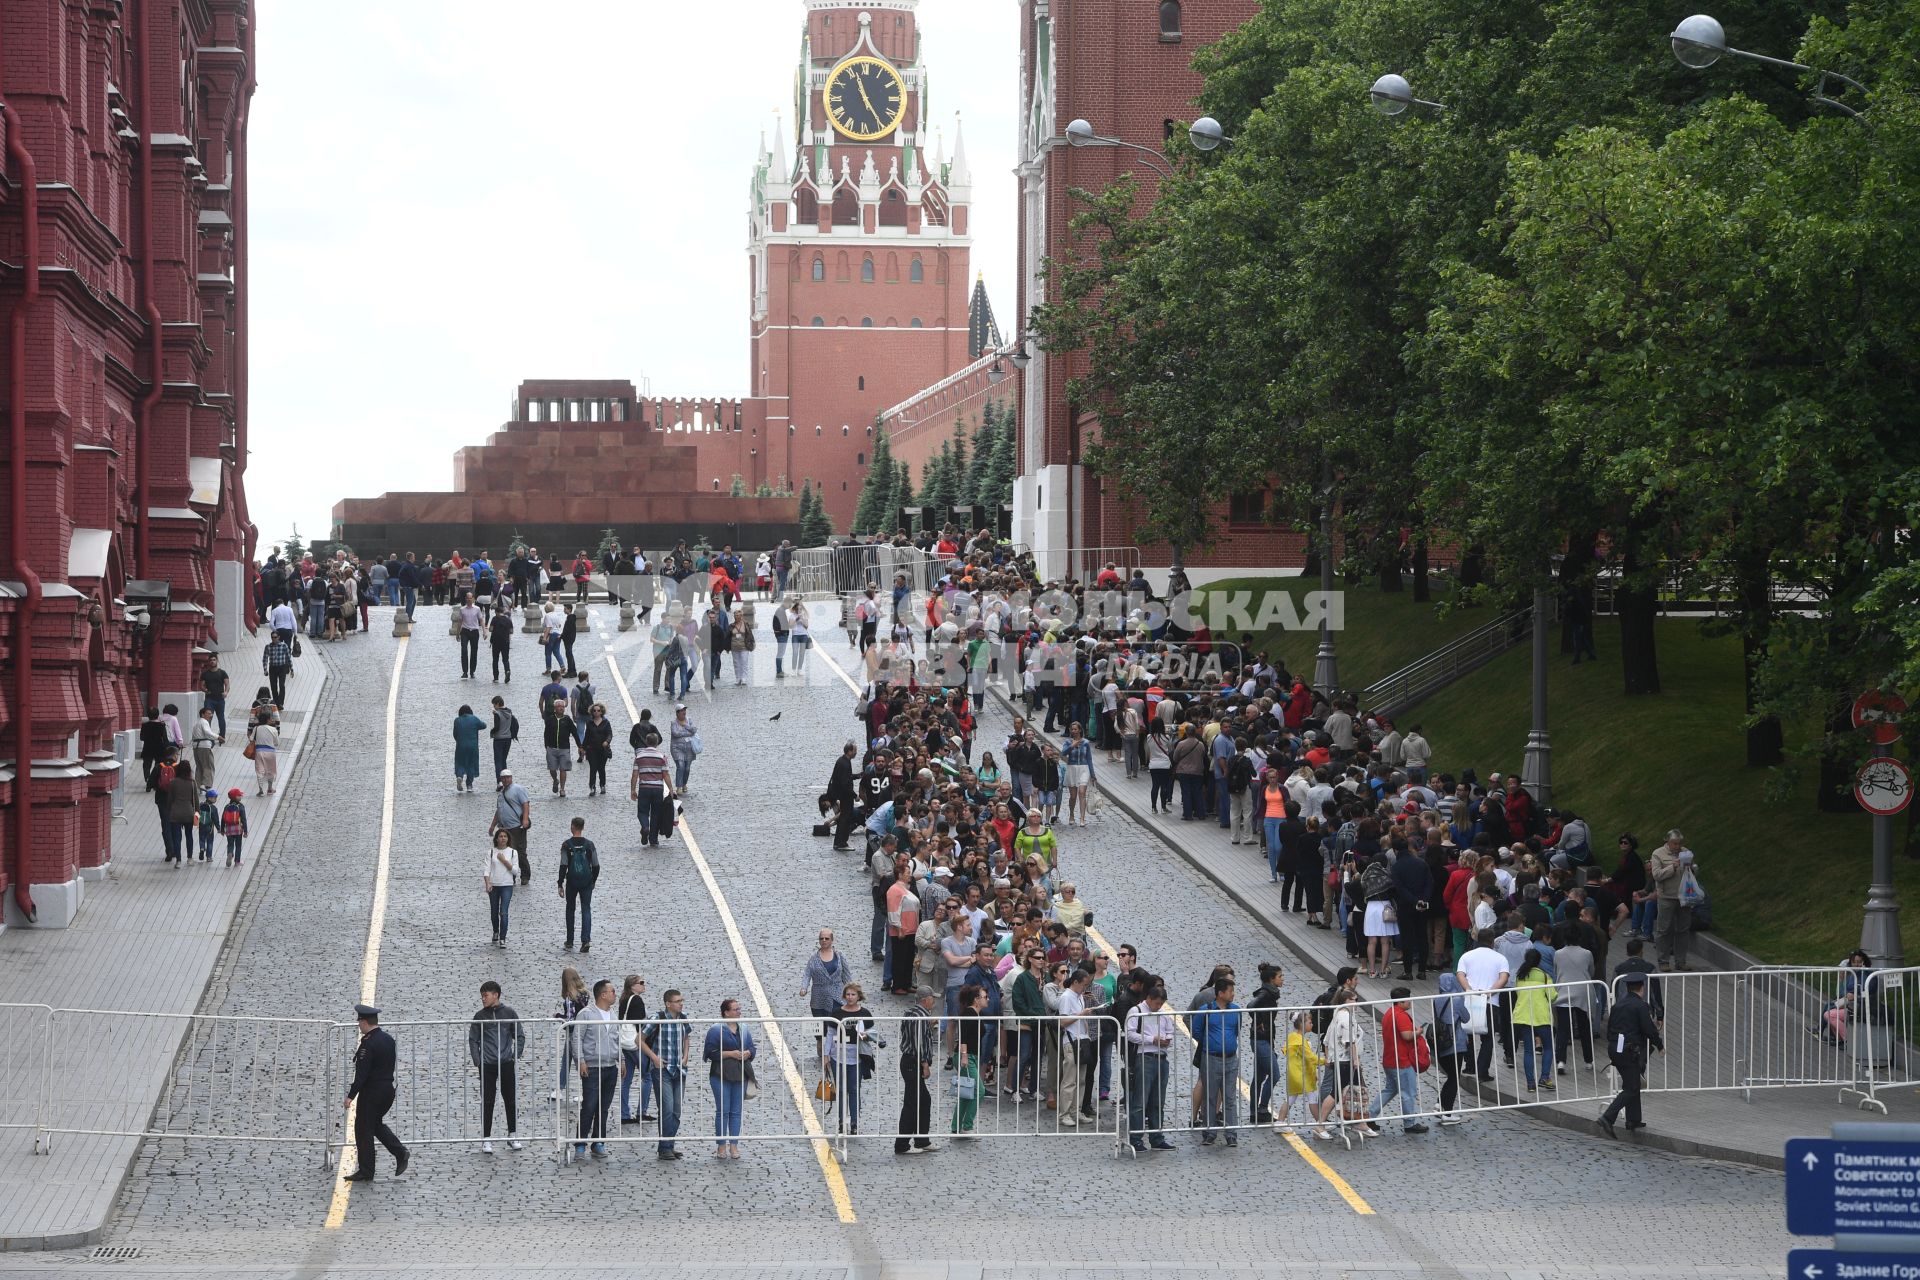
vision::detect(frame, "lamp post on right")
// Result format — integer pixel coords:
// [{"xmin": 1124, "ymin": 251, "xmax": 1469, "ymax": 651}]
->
[{"xmin": 1668, "ymin": 14, "xmax": 1870, "ymax": 122}]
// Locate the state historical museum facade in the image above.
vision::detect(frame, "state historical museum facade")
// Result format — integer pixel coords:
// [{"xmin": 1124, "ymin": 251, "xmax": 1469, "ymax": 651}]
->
[
  {"xmin": 334, "ymin": 0, "xmax": 977, "ymax": 553},
  {"xmin": 1, "ymin": 0, "xmax": 257, "ymax": 927}
]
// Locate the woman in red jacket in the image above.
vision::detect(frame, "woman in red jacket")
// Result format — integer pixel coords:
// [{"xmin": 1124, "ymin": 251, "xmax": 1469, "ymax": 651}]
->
[{"xmin": 1442, "ymin": 851, "xmax": 1477, "ymax": 967}]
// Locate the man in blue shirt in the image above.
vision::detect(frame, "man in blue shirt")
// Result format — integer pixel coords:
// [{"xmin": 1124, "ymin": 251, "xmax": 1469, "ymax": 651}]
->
[
  {"xmin": 1185, "ymin": 976, "xmax": 1243, "ymax": 1146},
  {"xmin": 1210, "ymin": 727, "xmax": 1237, "ymax": 828},
  {"xmin": 644, "ymin": 990, "xmax": 692, "ymax": 1159}
]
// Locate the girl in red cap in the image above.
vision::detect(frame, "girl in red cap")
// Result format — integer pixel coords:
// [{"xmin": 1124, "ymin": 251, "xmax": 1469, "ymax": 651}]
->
[{"xmin": 221, "ymin": 789, "xmax": 250, "ymax": 867}]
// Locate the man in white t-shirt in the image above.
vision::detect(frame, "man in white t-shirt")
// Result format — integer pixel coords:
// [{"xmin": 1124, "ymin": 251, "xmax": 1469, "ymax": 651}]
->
[
  {"xmin": 1056, "ymin": 968, "xmax": 1094, "ymax": 1125},
  {"xmin": 1455, "ymin": 929, "xmax": 1512, "ymax": 1085}
]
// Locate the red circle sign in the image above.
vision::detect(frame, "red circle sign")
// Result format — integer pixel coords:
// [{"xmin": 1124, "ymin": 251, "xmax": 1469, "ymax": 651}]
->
[
  {"xmin": 1853, "ymin": 691, "xmax": 1908, "ymax": 746},
  {"xmin": 1856, "ymin": 757, "xmax": 1913, "ymax": 817}
]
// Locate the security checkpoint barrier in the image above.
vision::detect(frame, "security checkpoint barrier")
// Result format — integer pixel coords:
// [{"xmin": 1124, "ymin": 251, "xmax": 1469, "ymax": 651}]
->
[{"xmin": 36, "ymin": 1009, "xmax": 333, "ymax": 1159}]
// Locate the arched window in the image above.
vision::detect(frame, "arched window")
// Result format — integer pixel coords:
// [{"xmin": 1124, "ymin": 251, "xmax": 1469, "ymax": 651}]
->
[
  {"xmin": 812, "ymin": 255, "xmax": 825, "ymax": 281},
  {"xmin": 909, "ymin": 318, "xmax": 923, "ymax": 328},
  {"xmin": 857, "ymin": 452, "xmax": 865, "ymax": 465},
  {"xmin": 712, "ymin": 478, "xmax": 721, "ymax": 491},
  {"xmin": 861, "ymin": 317, "xmax": 874, "ymax": 327},
  {"xmin": 861, "ymin": 256, "xmax": 875, "ymax": 283},
  {"xmin": 841, "ymin": 425, "xmax": 850, "ymax": 436},
  {"xmin": 857, "ymin": 376, "xmax": 865, "ymax": 391},
  {"xmin": 815, "ymin": 426, "xmax": 823, "ymax": 435},
  {"xmin": 812, "ymin": 316, "xmax": 826, "ymax": 327},
  {"xmin": 909, "ymin": 258, "xmax": 924, "ymax": 284},
  {"xmin": 1160, "ymin": 0, "xmax": 1181, "ymax": 39},
  {"xmin": 865, "ymin": 425, "xmax": 874, "ymax": 436}
]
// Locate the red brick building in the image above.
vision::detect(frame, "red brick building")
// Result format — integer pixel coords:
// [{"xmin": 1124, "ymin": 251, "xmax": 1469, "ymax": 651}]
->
[
  {"xmin": 0, "ymin": 0, "xmax": 256, "ymax": 928},
  {"xmin": 337, "ymin": 0, "xmax": 979, "ymax": 545},
  {"xmin": 1012, "ymin": 0, "xmax": 1306, "ymax": 581}
]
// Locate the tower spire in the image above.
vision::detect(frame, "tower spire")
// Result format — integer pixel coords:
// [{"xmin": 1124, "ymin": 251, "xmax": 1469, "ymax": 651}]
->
[
  {"xmin": 770, "ymin": 109, "xmax": 789, "ymax": 184},
  {"xmin": 949, "ymin": 114, "xmax": 972, "ymax": 191}
]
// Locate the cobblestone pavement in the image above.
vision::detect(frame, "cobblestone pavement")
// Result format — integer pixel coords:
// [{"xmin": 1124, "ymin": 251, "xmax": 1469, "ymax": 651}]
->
[{"xmin": 0, "ymin": 604, "xmax": 1796, "ymax": 1278}]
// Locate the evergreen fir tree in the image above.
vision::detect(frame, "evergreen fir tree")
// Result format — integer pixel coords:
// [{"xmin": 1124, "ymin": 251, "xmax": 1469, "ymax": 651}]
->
[
  {"xmin": 948, "ymin": 419, "xmax": 969, "ymax": 515},
  {"xmin": 852, "ymin": 423, "xmax": 895, "ymax": 535},
  {"xmin": 895, "ymin": 459, "xmax": 915, "ymax": 533},
  {"xmin": 798, "ymin": 480, "xmax": 833, "ymax": 544},
  {"xmin": 964, "ymin": 403, "xmax": 996, "ymax": 509},
  {"xmin": 797, "ymin": 481, "xmax": 817, "ymax": 544}
]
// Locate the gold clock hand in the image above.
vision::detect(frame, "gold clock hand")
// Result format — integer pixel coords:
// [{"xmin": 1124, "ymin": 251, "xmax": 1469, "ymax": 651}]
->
[{"xmin": 856, "ymin": 76, "xmax": 880, "ymax": 123}]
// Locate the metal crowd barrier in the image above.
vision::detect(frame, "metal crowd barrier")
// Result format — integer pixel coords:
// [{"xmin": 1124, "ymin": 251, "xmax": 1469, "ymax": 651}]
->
[
  {"xmin": 323, "ymin": 1017, "xmax": 568, "ymax": 1166},
  {"xmin": 0, "ymin": 1004, "xmax": 51, "ymax": 1144},
  {"xmin": 37, "ymin": 1010, "xmax": 333, "ymax": 1158},
  {"xmin": 12, "ymin": 966, "xmax": 1918, "ymax": 1163}
]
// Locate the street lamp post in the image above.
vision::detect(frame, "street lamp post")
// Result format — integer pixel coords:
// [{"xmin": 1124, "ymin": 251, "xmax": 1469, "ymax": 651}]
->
[
  {"xmin": 1668, "ymin": 14, "xmax": 1870, "ymax": 122},
  {"xmin": 1314, "ymin": 460, "xmax": 1338, "ymax": 695},
  {"xmin": 1521, "ymin": 586, "xmax": 1553, "ymax": 808},
  {"xmin": 1063, "ymin": 119, "xmax": 1176, "ymax": 178}
]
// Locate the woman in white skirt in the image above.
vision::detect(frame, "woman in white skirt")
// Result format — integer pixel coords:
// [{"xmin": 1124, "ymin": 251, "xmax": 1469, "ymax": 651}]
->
[
  {"xmin": 1061, "ymin": 722, "xmax": 1096, "ymax": 827},
  {"xmin": 1363, "ymin": 889, "xmax": 1400, "ymax": 979},
  {"xmin": 250, "ymin": 714, "xmax": 280, "ymax": 796}
]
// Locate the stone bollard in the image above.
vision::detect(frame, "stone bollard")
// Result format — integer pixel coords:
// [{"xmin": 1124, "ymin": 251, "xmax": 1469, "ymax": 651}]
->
[
  {"xmin": 447, "ymin": 607, "xmax": 461, "ymax": 637},
  {"xmin": 521, "ymin": 602, "xmax": 543, "ymax": 634},
  {"xmin": 618, "ymin": 600, "xmax": 636, "ymax": 632},
  {"xmin": 393, "ymin": 609, "xmax": 412, "ymax": 638},
  {"xmin": 572, "ymin": 600, "xmax": 590, "ymax": 627}
]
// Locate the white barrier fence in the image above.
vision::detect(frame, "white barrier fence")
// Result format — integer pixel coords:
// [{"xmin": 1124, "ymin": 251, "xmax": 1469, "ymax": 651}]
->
[
  {"xmin": 0, "ymin": 1004, "xmax": 50, "ymax": 1142},
  {"xmin": 36, "ymin": 1010, "xmax": 333, "ymax": 1158},
  {"xmin": 7, "ymin": 966, "xmax": 1914, "ymax": 1161}
]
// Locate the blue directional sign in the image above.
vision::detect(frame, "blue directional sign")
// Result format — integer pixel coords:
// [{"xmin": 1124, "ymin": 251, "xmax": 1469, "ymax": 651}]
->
[
  {"xmin": 1788, "ymin": 1138, "xmax": 1920, "ymax": 1237},
  {"xmin": 1788, "ymin": 1248, "xmax": 1920, "ymax": 1280}
]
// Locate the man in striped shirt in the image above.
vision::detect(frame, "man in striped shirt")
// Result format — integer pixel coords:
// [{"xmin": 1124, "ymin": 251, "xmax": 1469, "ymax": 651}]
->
[
  {"xmin": 894, "ymin": 987, "xmax": 938, "ymax": 1155},
  {"xmin": 646, "ymin": 990, "xmax": 692, "ymax": 1159},
  {"xmin": 630, "ymin": 732, "xmax": 674, "ymax": 847}
]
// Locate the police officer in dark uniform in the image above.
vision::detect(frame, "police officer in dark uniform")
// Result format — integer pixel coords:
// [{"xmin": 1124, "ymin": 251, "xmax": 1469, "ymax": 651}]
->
[
  {"xmin": 344, "ymin": 1003, "xmax": 409, "ymax": 1180},
  {"xmin": 1596, "ymin": 973, "xmax": 1664, "ymax": 1138}
]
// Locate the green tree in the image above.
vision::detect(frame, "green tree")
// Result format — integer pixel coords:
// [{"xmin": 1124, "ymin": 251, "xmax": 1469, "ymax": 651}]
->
[
  {"xmin": 852, "ymin": 423, "xmax": 897, "ymax": 535},
  {"xmin": 728, "ymin": 474, "xmax": 745, "ymax": 498},
  {"xmin": 798, "ymin": 480, "xmax": 834, "ymax": 545},
  {"xmin": 894, "ymin": 459, "xmax": 916, "ymax": 534}
]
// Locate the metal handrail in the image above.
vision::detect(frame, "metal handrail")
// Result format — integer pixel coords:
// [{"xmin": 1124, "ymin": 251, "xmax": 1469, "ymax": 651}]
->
[{"xmin": 1362, "ymin": 602, "xmax": 1541, "ymax": 715}]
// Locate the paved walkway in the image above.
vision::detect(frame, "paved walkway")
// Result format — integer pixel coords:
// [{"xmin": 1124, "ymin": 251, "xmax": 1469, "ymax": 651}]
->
[
  {"xmin": 0, "ymin": 621, "xmax": 333, "ymax": 1249},
  {"xmin": 991, "ymin": 684, "xmax": 1920, "ymax": 1169}
]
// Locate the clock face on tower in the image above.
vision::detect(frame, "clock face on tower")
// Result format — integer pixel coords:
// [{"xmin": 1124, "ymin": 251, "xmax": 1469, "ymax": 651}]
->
[{"xmin": 824, "ymin": 55, "xmax": 906, "ymax": 142}]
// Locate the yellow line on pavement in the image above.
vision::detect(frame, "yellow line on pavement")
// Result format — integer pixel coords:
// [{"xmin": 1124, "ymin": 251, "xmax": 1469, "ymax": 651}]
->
[
  {"xmin": 599, "ymin": 622, "xmax": 858, "ymax": 1224},
  {"xmin": 324, "ymin": 633, "xmax": 410, "ymax": 1230}
]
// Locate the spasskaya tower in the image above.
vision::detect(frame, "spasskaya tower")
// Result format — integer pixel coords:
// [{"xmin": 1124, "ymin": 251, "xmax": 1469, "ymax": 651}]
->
[{"xmin": 748, "ymin": 0, "xmax": 974, "ymax": 528}]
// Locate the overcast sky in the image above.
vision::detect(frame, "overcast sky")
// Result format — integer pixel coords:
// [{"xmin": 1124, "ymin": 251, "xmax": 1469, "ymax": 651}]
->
[{"xmin": 245, "ymin": 0, "xmax": 1019, "ymax": 550}]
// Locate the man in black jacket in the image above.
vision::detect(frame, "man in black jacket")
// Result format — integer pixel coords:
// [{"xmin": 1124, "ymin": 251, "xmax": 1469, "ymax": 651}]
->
[
  {"xmin": 826, "ymin": 742, "xmax": 859, "ymax": 851},
  {"xmin": 344, "ymin": 1004, "xmax": 408, "ymax": 1180},
  {"xmin": 467, "ymin": 981, "xmax": 526, "ymax": 1152},
  {"xmin": 1597, "ymin": 974, "xmax": 1664, "ymax": 1138},
  {"xmin": 1390, "ymin": 838, "xmax": 1434, "ymax": 979}
]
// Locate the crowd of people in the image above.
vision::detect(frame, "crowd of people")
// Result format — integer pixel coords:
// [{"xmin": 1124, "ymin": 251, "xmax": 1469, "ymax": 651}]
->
[{"xmin": 803, "ymin": 528, "xmax": 1697, "ymax": 1147}]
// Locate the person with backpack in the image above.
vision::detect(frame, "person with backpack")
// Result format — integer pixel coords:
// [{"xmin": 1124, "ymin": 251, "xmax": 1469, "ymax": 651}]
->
[
  {"xmin": 489, "ymin": 695, "xmax": 519, "ymax": 781},
  {"xmin": 195, "ymin": 787, "xmax": 220, "ymax": 863},
  {"xmin": 220, "ymin": 788, "xmax": 250, "ymax": 867},
  {"xmin": 1360, "ymin": 852, "xmax": 1399, "ymax": 979},
  {"xmin": 1227, "ymin": 740, "xmax": 1257, "ymax": 845},
  {"xmin": 557, "ymin": 817, "xmax": 600, "ymax": 955},
  {"xmin": 490, "ymin": 765, "xmax": 532, "ymax": 885}
]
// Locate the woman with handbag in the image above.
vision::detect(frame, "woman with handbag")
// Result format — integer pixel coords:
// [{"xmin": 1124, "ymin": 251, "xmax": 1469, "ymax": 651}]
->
[
  {"xmin": 617, "ymin": 974, "xmax": 652, "ymax": 1125},
  {"xmin": 950, "ymin": 982, "xmax": 985, "ymax": 1138},
  {"xmin": 702, "ymin": 999, "xmax": 756, "ymax": 1159},
  {"xmin": 822, "ymin": 984, "xmax": 874, "ymax": 1136},
  {"xmin": 549, "ymin": 967, "xmax": 587, "ymax": 1102},
  {"xmin": 802, "ymin": 927, "xmax": 851, "ymax": 1082},
  {"xmin": 669, "ymin": 704, "xmax": 700, "ymax": 795}
]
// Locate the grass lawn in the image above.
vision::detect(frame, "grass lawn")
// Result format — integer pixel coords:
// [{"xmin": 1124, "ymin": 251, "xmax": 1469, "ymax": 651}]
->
[
  {"xmin": 1411, "ymin": 620, "xmax": 1895, "ymax": 965},
  {"xmin": 1195, "ymin": 577, "xmax": 1492, "ymax": 688}
]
